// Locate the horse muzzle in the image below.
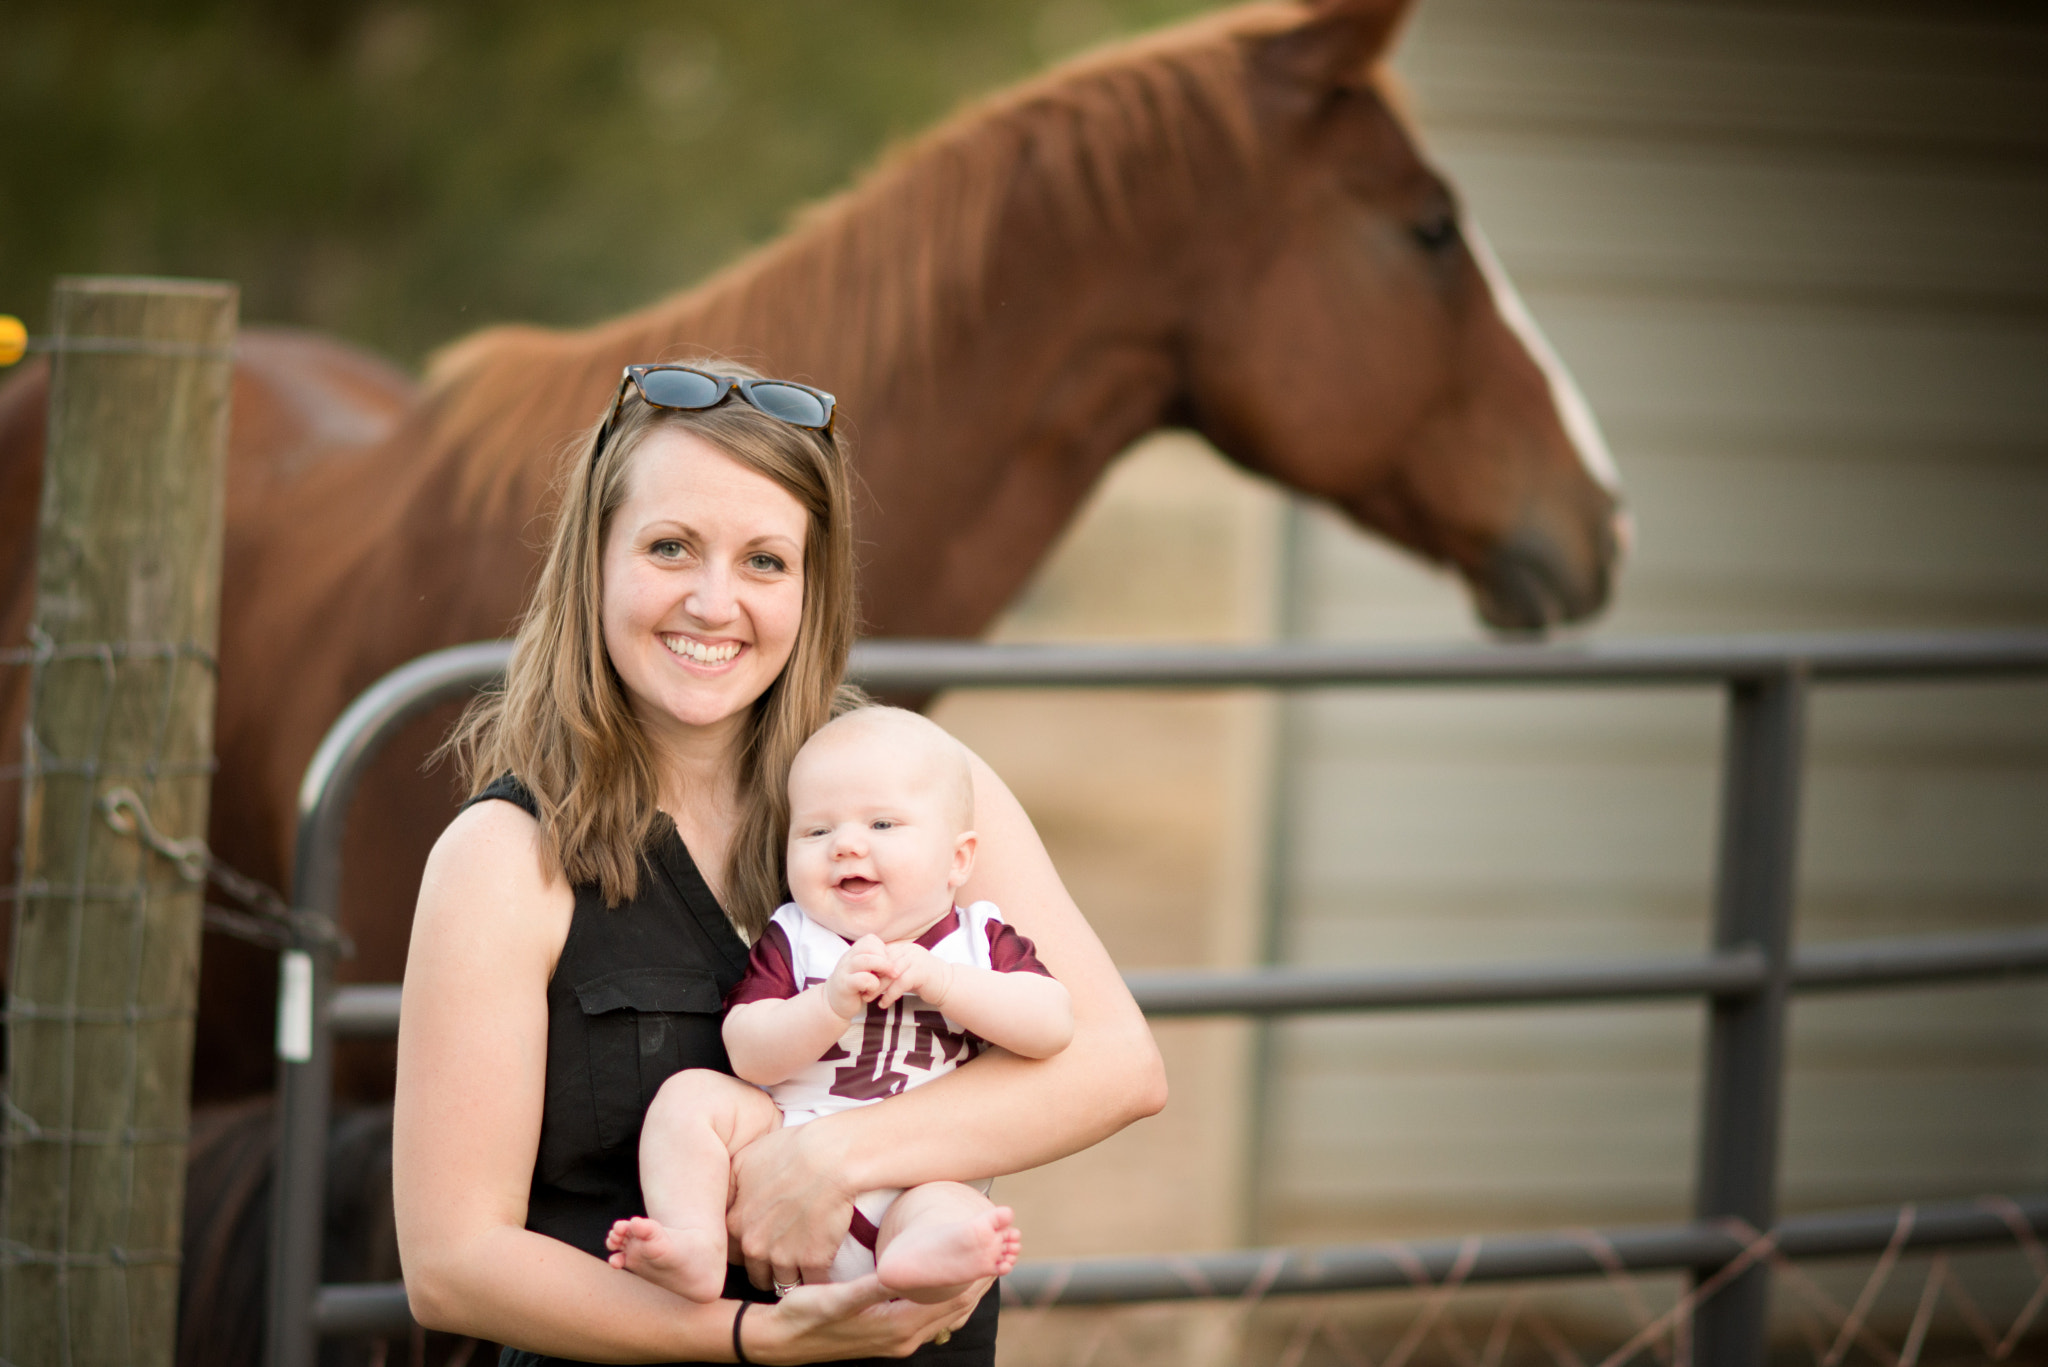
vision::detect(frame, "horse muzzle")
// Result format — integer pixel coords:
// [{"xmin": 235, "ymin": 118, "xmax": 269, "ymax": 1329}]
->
[{"xmin": 1470, "ymin": 511, "xmax": 1621, "ymax": 633}]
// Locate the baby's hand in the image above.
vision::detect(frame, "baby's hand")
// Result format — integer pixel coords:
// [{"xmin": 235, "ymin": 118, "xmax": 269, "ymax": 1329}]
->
[
  {"xmin": 877, "ymin": 941, "xmax": 955, "ymax": 1010},
  {"xmin": 824, "ymin": 934, "xmax": 893, "ymax": 1019}
]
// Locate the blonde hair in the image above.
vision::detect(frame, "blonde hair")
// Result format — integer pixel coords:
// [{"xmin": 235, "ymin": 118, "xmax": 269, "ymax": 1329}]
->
[{"xmin": 447, "ymin": 360, "xmax": 861, "ymax": 935}]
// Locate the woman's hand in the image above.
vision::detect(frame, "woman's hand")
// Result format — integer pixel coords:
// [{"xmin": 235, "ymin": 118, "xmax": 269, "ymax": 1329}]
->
[
  {"xmin": 749, "ymin": 1277, "xmax": 983, "ymax": 1364},
  {"xmin": 728, "ymin": 1119, "xmax": 854, "ymax": 1289}
]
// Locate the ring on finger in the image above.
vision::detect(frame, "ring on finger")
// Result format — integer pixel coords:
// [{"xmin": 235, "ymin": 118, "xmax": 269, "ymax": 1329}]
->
[{"xmin": 773, "ymin": 1279, "xmax": 799, "ymax": 1298}]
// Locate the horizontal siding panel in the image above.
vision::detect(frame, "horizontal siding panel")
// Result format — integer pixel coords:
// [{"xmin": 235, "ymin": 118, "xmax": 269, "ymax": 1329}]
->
[
  {"xmin": 1800, "ymin": 768, "xmax": 2048, "ymax": 889},
  {"xmin": 1438, "ymin": 138, "xmax": 2048, "ymax": 304},
  {"xmin": 1288, "ymin": 758, "xmax": 1719, "ymax": 889},
  {"xmin": 1532, "ymin": 297, "xmax": 2048, "ymax": 444},
  {"xmin": 1396, "ymin": 0, "xmax": 2048, "ymax": 155},
  {"xmin": 1284, "ymin": 752, "xmax": 2046, "ymax": 892},
  {"xmin": 1261, "ymin": 0, "xmax": 2048, "ymax": 1290},
  {"xmin": 1604, "ymin": 448, "xmax": 2048, "ymax": 605},
  {"xmin": 1276, "ymin": 1007, "xmax": 1705, "ymax": 1069},
  {"xmin": 1287, "ymin": 691, "xmax": 1724, "ymax": 763},
  {"xmin": 1788, "ymin": 984, "xmax": 2048, "ymax": 1065},
  {"xmin": 1284, "ymin": 902, "xmax": 1713, "ymax": 967}
]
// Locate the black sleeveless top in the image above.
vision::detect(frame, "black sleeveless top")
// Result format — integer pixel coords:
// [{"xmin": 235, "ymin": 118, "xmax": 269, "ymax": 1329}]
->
[{"xmin": 468, "ymin": 778, "xmax": 998, "ymax": 1367}]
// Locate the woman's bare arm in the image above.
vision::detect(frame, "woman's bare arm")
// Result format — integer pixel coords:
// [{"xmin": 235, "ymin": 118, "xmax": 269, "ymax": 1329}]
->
[
  {"xmin": 394, "ymin": 801, "xmax": 969, "ymax": 1362},
  {"xmin": 728, "ymin": 749, "xmax": 1167, "ymax": 1285}
]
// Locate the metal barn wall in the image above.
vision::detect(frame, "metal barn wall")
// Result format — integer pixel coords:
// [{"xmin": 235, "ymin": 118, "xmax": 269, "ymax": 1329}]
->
[{"xmin": 1260, "ymin": 0, "xmax": 2048, "ymax": 1257}]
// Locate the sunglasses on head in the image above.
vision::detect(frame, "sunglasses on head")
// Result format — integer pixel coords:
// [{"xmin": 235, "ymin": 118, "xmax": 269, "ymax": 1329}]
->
[{"xmin": 593, "ymin": 364, "xmax": 837, "ymax": 462}]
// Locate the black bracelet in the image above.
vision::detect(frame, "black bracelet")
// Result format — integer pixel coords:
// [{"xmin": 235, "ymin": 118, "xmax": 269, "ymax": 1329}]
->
[{"xmin": 732, "ymin": 1299, "xmax": 753, "ymax": 1365}]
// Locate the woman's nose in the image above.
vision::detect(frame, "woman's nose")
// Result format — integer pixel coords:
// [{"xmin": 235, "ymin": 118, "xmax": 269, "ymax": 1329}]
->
[{"xmin": 683, "ymin": 562, "xmax": 737, "ymax": 624}]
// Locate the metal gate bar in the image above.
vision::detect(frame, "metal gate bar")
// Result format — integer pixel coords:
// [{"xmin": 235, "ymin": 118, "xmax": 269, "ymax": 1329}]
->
[
  {"xmin": 268, "ymin": 632, "xmax": 2048, "ymax": 1367},
  {"xmin": 323, "ymin": 924, "xmax": 2048, "ymax": 1035},
  {"xmin": 1696, "ymin": 672, "xmax": 1804, "ymax": 1361},
  {"xmin": 307, "ymin": 1191, "xmax": 2048, "ymax": 1333}
]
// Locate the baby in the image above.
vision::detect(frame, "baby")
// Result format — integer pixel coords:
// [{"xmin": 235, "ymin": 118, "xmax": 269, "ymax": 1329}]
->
[{"xmin": 605, "ymin": 706, "xmax": 1074, "ymax": 1302}]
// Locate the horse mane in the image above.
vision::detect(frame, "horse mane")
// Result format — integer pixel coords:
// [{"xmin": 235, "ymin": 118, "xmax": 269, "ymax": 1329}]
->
[
  {"xmin": 413, "ymin": 4, "xmax": 1298, "ymax": 522},
  {"xmin": 652, "ymin": 6, "xmax": 1278, "ymax": 389}
]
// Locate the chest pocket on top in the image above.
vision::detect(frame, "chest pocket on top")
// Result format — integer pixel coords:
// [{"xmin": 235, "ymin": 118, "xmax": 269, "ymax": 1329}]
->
[{"xmin": 573, "ymin": 967, "xmax": 729, "ymax": 1152}]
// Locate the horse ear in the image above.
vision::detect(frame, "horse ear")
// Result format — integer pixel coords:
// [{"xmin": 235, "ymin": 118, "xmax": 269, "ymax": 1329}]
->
[{"xmin": 1254, "ymin": 0, "xmax": 1412, "ymax": 97}]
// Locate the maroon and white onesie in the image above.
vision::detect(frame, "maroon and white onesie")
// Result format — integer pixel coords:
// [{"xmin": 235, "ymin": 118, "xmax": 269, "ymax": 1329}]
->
[{"xmin": 724, "ymin": 899, "xmax": 1053, "ymax": 1283}]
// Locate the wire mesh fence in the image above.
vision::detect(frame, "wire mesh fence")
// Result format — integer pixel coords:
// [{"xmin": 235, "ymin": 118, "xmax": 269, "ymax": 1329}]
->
[
  {"xmin": 1, "ymin": 277, "xmax": 238, "ymax": 1367},
  {"xmin": 0, "ymin": 645, "xmax": 223, "ymax": 1365},
  {"xmin": 0, "ymin": 635, "xmax": 219, "ymax": 1366}
]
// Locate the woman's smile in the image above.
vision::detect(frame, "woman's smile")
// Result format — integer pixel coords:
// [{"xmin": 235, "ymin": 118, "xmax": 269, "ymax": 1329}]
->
[{"xmin": 661, "ymin": 633, "xmax": 744, "ymax": 667}]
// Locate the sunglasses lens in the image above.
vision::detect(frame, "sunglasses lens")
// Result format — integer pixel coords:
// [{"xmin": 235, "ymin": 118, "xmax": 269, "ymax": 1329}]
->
[
  {"xmin": 638, "ymin": 368, "xmax": 725, "ymax": 410},
  {"xmin": 747, "ymin": 383, "xmax": 830, "ymax": 428}
]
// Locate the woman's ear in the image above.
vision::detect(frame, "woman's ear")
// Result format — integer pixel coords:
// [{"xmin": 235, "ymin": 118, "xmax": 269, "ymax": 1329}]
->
[{"xmin": 949, "ymin": 830, "xmax": 979, "ymax": 891}]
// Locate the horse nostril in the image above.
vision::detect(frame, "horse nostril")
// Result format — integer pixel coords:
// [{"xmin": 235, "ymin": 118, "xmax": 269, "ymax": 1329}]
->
[
  {"xmin": 1473, "ymin": 523, "xmax": 1609, "ymax": 633},
  {"xmin": 1475, "ymin": 545, "xmax": 1565, "ymax": 633}
]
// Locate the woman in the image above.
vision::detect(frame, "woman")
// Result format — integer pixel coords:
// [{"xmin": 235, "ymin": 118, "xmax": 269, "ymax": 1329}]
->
[{"xmin": 393, "ymin": 361, "xmax": 1166, "ymax": 1364}]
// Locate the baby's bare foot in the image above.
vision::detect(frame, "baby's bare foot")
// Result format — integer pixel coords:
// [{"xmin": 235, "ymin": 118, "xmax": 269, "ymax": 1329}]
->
[
  {"xmin": 876, "ymin": 1206, "xmax": 1022, "ymax": 1303},
  {"xmin": 604, "ymin": 1215, "xmax": 727, "ymax": 1302}
]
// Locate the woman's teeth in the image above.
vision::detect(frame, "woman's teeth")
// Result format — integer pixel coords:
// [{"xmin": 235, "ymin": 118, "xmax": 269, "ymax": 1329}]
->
[{"xmin": 664, "ymin": 636, "xmax": 740, "ymax": 665}]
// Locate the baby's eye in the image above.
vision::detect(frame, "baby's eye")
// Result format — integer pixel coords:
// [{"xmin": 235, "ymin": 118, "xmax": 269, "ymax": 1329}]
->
[{"xmin": 870, "ymin": 819, "xmax": 896, "ymax": 831}]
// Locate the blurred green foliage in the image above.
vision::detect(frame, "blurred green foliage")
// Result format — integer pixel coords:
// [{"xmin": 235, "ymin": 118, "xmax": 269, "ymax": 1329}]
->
[{"xmin": 3, "ymin": 0, "xmax": 1213, "ymax": 369}]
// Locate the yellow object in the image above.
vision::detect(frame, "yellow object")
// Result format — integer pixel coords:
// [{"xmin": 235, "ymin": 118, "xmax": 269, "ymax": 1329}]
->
[{"xmin": 0, "ymin": 316, "xmax": 24, "ymax": 367}]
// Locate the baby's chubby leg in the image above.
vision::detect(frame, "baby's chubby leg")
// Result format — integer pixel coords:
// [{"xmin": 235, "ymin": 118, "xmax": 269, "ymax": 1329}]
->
[
  {"xmin": 872, "ymin": 1182, "xmax": 1021, "ymax": 1304},
  {"xmin": 606, "ymin": 1069, "xmax": 781, "ymax": 1302}
]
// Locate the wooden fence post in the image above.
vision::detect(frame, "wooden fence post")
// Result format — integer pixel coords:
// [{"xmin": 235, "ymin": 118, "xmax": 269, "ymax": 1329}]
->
[{"xmin": 2, "ymin": 277, "xmax": 237, "ymax": 1367}]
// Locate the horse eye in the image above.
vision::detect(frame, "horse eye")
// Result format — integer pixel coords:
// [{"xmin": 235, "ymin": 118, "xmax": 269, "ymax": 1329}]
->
[{"xmin": 1411, "ymin": 213, "xmax": 1461, "ymax": 254}]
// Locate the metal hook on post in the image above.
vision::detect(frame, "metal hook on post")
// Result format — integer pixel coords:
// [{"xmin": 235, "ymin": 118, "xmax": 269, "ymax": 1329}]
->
[
  {"xmin": 96, "ymin": 785, "xmax": 353, "ymax": 957},
  {"xmin": 99, "ymin": 786, "xmax": 210, "ymax": 885}
]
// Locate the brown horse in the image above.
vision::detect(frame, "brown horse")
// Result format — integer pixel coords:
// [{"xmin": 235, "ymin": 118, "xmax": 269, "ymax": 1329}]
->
[{"xmin": 0, "ymin": 0, "xmax": 1621, "ymax": 1111}]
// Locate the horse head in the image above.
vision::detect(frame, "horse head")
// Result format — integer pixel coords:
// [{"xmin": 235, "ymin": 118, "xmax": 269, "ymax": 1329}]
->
[{"xmin": 1181, "ymin": 0, "xmax": 1624, "ymax": 630}]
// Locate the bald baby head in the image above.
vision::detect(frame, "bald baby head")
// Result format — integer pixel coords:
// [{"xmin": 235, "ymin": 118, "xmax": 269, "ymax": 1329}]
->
[
  {"xmin": 791, "ymin": 706, "xmax": 975, "ymax": 832},
  {"xmin": 784, "ymin": 708, "xmax": 980, "ymax": 940}
]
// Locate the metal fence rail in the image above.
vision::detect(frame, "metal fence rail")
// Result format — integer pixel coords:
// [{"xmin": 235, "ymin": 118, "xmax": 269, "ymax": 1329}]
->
[
  {"xmin": 306, "ymin": 1192, "xmax": 2048, "ymax": 1337},
  {"xmin": 267, "ymin": 632, "xmax": 2048, "ymax": 1367}
]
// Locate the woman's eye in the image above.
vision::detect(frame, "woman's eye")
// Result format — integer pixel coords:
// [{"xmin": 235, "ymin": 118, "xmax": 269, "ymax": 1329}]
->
[
  {"xmin": 651, "ymin": 539, "xmax": 685, "ymax": 559},
  {"xmin": 747, "ymin": 553, "xmax": 787, "ymax": 573}
]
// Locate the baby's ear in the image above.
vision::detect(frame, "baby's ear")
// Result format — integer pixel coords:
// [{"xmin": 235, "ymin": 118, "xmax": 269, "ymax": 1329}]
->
[{"xmin": 950, "ymin": 830, "xmax": 979, "ymax": 890}]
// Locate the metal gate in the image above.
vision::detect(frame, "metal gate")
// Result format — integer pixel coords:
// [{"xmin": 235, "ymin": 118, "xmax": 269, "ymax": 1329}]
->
[{"xmin": 265, "ymin": 631, "xmax": 2048, "ymax": 1367}]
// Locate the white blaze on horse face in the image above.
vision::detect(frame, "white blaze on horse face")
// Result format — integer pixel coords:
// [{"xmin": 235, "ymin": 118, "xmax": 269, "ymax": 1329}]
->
[{"xmin": 1464, "ymin": 223, "xmax": 1627, "ymax": 517}]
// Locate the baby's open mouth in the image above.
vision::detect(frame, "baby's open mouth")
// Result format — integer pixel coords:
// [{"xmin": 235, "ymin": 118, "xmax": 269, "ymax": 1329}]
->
[{"xmin": 835, "ymin": 876, "xmax": 877, "ymax": 895}]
